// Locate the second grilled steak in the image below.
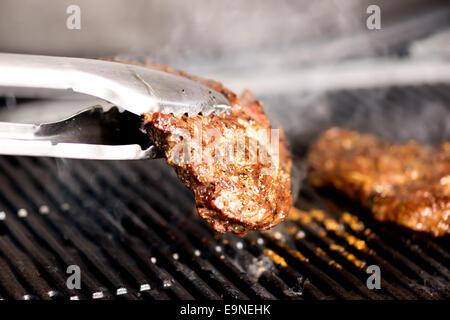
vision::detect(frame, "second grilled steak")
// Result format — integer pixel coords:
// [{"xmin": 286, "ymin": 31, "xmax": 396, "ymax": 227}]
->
[{"xmin": 308, "ymin": 128, "xmax": 450, "ymax": 237}]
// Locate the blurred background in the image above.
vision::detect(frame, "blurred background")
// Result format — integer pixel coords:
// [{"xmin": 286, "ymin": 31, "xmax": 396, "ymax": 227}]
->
[
  {"xmin": 0, "ymin": 0, "xmax": 449, "ymax": 89},
  {"xmin": 0, "ymin": 0, "xmax": 450, "ymax": 148}
]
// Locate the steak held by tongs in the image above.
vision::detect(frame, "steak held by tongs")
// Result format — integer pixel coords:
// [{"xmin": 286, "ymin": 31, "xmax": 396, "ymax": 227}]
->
[
  {"xmin": 142, "ymin": 62, "xmax": 293, "ymax": 236},
  {"xmin": 0, "ymin": 54, "xmax": 293, "ymax": 235}
]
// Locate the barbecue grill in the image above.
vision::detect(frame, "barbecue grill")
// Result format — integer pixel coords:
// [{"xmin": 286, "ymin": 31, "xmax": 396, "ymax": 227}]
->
[
  {"xmin": 0, "ymin": 0, "xmax": 449, "ymax": 301},
  {"xmin": 0, "ymin": 83, "xmax": 449, "ymax": 300}
]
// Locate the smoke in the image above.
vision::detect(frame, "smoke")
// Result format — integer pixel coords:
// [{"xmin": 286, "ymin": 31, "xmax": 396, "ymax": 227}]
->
[
  {"xmin": 1, "ymin": 0, "xmax": 449, "ymax": 160},
  {"xmin": 261, "ymin": 85, "xmax": 450, "ymax": 159}
]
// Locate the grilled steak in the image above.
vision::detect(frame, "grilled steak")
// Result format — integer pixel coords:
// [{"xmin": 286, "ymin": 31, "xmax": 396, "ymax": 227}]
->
[
  {"xmin": 139, "ymin": 63, "xmax": 292, "ymax": 236},
  {"xmin": 308, "ymin": 128, "xmax": 450, "ymax": 237}
]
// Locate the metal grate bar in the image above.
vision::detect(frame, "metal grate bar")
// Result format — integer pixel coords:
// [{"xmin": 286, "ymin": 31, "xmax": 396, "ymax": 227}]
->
[
  {"xmin": 103, "ymin": 160, "xmax": 288, "ymax": 299},
  {"xmin": 87, "ymin": 159, "xmax": 278, "ymax": 299},
  {"xmin": 299, "ymin": 185, "xmax": 450, "ymax": 299},
  {"xmin": 21, "ymin": 157, "xmax": 185, "ymax": 300},
  {"xmin": 0, "ymin": 158, "xmax": 113, "ymax": 299}
]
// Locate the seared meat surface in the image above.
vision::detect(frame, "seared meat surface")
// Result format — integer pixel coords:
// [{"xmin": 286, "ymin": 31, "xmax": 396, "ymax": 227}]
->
[
  {"xmin": 140, "ymin": 63, "xmax": 292, "ymax": 236},
  {"xmin": 308, "ymin": 128, "xmax": 450, "ymax": 237}
]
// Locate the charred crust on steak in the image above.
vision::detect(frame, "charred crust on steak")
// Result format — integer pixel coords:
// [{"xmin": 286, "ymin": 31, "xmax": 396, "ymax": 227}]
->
[{"xmin": 119, "ymin": 61, "xmax": 294, "ymax": 236}]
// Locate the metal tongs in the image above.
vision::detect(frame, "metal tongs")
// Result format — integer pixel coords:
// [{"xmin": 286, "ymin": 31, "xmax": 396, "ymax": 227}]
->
[{"xmin": 0, "ymin": 53, "xmax": 231, "ymax": 160}]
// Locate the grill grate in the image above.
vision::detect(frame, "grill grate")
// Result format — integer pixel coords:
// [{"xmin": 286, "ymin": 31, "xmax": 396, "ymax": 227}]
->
[
  {"xmin": 0, "ymin": 85, "xmax": 449, "ymax": 300},
  {"xmin": 0, "ymin": 154, "xmax": 448, "ymax": 300}
]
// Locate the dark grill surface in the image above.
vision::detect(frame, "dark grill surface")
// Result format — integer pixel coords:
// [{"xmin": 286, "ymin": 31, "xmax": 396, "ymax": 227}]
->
[{"xmin": 0, "ymin": 85, "xmax": 449, "ymax": 300}]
